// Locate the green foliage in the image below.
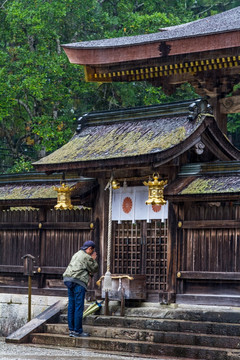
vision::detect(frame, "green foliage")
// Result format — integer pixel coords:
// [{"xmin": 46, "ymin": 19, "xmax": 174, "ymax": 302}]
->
[
  {"xmin": 191, "ymin": 0, "xmax": 240, "ymax": 17},
  {"xmin": 0, "ymin": 0, "xmax": 103, "ymax": 172},
  {"xmin": 6, "ymin": 156, "xmax": 33, "ymax": 173},
  {"xmin": 0, "ymin": 0, "xmax": 240, "ymax": 173}
]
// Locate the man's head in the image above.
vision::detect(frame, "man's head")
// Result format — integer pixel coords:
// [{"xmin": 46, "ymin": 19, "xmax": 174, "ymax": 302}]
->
[{"xmin": 81, "ymin": 240, "xmax": 95, "ymax": 255}]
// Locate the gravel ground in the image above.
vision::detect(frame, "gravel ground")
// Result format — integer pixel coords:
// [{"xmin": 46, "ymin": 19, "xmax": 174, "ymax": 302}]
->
[{"xmin": 0, "ymin": 338, "xmax": 187, "ymax": 360}]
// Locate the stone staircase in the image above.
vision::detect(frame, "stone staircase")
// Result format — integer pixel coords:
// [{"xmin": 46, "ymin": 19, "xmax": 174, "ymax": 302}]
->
[{"xmin": 29, "ymin": 304, "xmax": 240, "ymax": 360}]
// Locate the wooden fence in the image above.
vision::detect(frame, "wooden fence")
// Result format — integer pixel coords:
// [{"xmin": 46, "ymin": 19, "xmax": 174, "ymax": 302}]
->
[
  {"xmin": 176, "ymin": 201, "xmax": 240, "ymax": 305},
  {"xmin": 0, "ymin": 207, "xmax": 94, "ymax": 296}
]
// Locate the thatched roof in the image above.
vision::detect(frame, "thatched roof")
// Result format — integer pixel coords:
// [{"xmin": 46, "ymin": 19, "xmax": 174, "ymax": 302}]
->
[
  {"xmin": 33, "ymin": 100, "xmax": 240, "ymax": 174},
  {"xmin": 0, "ymin": 172, "xmax": 97, "ymax": 206},
  {"xmin": 165, "ymin": 161, "xmax": 240, "ymax": 199}
]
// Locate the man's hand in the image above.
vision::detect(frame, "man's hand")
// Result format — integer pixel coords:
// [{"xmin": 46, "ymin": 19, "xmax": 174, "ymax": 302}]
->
[{"xmin": 91, "ymin": 251, "xmax": 97, "ymax": 260}]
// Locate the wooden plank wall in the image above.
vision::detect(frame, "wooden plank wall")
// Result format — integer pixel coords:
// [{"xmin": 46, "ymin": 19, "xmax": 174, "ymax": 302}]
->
[
  {"xmin": 0, "ymin": 207, "xmax": 93, "ymax": 295},
  {"xmin": 177, "ymin": 201, "xmax": 240, "ymax": 298}
]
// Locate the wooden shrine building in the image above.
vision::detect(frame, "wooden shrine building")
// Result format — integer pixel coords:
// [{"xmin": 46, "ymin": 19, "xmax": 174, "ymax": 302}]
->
[
  {"xmin": 38, "ymin": 5, "xmax": 240, "ymax": 306},
  {"xmin": 33, "ymin": 99, "xmax": 240, "ymax": 305},
  {"xmin": 2, "ymin": 7, "xmax": 240, "ymax": 306}
]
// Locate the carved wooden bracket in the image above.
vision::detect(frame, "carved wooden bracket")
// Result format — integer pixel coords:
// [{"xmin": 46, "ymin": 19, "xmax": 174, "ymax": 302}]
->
[{"xmin": 220, "ymin": 95, "xmax": 240, "ymax": 114}]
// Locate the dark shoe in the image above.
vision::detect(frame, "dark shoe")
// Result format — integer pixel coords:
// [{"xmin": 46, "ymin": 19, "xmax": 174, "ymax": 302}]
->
[
  {"xmin": 69, "ymin": 331, "xmax": 75, "ymax": 337},
  {"xmin": 79, "ymin": 332, "xmax": 90, "ymax": 337},
  {"xmin": 71, "ymin": 331, "xmax": 90, "ymax": 338}
]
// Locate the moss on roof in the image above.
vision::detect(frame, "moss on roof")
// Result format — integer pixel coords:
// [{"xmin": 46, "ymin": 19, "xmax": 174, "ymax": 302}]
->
[
  {"xmin": 0, "ymin": 184, "xmax": 57, "ymax": 200},
  {"xmin": 180, "ymin": 176, "xmax": 240, "ymax": 195},
  {"xmin": 35, "ymin": 114, "xmax": 201, "ymax": 166}
]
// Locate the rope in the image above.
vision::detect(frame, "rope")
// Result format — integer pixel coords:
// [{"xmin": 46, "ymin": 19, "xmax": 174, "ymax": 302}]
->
[
  {"xmin": 96, "ymin": 275, "xmax": 134, "ymax": 288},
  {"xmin": 196, "ymin": 112, "xmax": 214, "ymax": 123},
  {"xmin": 107, "ymin": 181, "xmax": 112, "ymax": 272},
  {"xmin": 103, "ymin": 176, "xmax": 113, "ymax": 290}
]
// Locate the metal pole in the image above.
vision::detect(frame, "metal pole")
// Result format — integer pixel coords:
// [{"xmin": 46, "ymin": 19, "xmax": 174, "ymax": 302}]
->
[{"xmin": 28, "ymin": 275, "xmax": 32, "ymax": 322}]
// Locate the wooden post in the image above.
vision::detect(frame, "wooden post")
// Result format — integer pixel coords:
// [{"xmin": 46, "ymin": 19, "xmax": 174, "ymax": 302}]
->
[
  {"xmin": 166, "ymin": 202, "xmax": 178, "ymax": 303},
  {"xmin": 28, "ymin": 275, "xmax": 32, "ymax": 322},
  {"xmin": 22, "ymin": 254, "xmax": 35, "ymax": 322},
  {"xmin": 104, "ymin": 291, "xmax": 109, "ymax": 316},
  {"xmin": 120, "ymin": 287, "xmax": 125, "ymax": 316},
  {"xmin": 209, "ymin": 97, "xmax": 227, "ymax": 134},
  {"xmin": 92, "ymin": 178, "xmax": 108, "ymax": 282}
]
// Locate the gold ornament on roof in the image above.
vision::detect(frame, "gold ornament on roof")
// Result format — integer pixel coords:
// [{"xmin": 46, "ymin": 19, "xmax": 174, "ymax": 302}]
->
[
  {"xmin": 54, "ymin": 183, "xmax": 74, "ymax": 210},
  {"xmin": 143, "ymin": 174, "xmax": 167, "ymax": 205}
]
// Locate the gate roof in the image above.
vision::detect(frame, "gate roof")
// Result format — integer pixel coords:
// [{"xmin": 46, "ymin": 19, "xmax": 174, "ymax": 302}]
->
[{"xmin": 33, "ymin": 100, "xmax": 240, "ymax": 175}]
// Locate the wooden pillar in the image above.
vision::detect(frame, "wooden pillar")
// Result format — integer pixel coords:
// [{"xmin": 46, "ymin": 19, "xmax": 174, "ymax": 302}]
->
[
  {"xmin": 209, "ymin": 97, "xmax": 227, "ymax": 134},
  {"xmin": 92, "ymin": 178, "xmax": 109, "ymax": 278},
  {"xmin": 166, "ymin": 202, "xmax": 178, "ymax": 303},
  {"xmin": 38, "ymin": 207, "xmax": 47, "ymax": 289}
]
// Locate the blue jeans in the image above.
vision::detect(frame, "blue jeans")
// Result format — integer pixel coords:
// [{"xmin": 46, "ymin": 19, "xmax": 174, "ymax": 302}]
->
[{"xmin": 66, "ymin": 282, "xmax": 86, "ymax": 333}]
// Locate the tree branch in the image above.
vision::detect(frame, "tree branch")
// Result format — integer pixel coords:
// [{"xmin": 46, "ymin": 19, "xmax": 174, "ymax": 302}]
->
[
  {"xmin": 0, "ymin": 0, "xmax": 9, "ymax": 9},
  {"xmin": 15, "ymin": 99, "xmax": 34, "ymax": 121}
]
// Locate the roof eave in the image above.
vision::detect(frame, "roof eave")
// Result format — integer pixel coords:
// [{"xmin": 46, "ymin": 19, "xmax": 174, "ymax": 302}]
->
[
  {"xmin": 33, "ymin": 119, "xmax": 211, "ymax": 174},
  {"xmin": 62, "ymin": 30, "xmax": 240, "ymax": 66},
  {"xmin": 166, "ymin": 192, "xmax": 240, "ymax": 202}
]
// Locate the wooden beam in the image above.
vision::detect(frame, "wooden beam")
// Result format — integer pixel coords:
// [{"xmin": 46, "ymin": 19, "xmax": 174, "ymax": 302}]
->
[
  {"xmin": 220, "ymin": 95, "xmax": 240, "ymax": 114},
  {"xmin": 0, "ymin": 265, "xmax": 65, "ymax": 274},
  {"xmin": 0, "ymin": 221, "xmax": 93, "ymax": 230},
  {"xmin": 181, "ymin": 220, "xmax": 240, "ymax": 229},
  {"xmin": 0, "ymin": 285, "xmax": 67, "ymax": 296},
  {"xmin": 177, "ymin": 271, "xmax": 240, "ymax": 280}
]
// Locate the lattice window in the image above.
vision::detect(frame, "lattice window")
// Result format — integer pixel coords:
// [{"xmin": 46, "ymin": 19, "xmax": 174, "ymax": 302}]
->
[
  {"xmin": 146, "ymin": 220, "xmax": 168, "ymax": 292},
  {"xmin": 113, "ymin": 221, "xmax": 142, "ymax": 275},
  {"xmin": 113, "ymin": 219, "xmax": 168, "ymax": 293}
]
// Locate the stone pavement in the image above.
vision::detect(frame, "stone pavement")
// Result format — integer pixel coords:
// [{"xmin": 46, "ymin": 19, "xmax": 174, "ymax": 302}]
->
[{"xmin": 0, "ymin": 337, "xmax": 190, "ymax": 360}]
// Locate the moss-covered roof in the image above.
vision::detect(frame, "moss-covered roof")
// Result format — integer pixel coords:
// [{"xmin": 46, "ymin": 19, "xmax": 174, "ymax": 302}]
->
[
  {"xmin": 0, "ymin": 184, "xmax": 58, "ymax": 200},
  {"xmin": 180, "ymin": 176, "xmax": 240, "ymax": 195},
  {"xmin": 34, "ymin": 104, "xmax": 204, "ymax": 167},
  {"xmin": 0, "ymin": 173, "xmax": 97, "ymax": 203}
]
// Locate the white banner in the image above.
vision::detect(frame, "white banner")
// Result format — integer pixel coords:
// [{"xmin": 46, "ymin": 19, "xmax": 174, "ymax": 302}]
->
[{"xmin": 112, "ymin": 186, "xmax": 168, "ymax": 223}]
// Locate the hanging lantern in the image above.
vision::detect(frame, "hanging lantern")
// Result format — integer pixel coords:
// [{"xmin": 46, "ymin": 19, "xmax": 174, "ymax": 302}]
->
[
  {"xmin": 143, "ymin": 174, "xmax": 168, "ymax": 205},
  {"xmin": 111, "ymin": 179, "xmax": 120, "ymax": 190},
  {"xmin": 54, "ymin": 183, "xmax": 74, "ymax": 210}
]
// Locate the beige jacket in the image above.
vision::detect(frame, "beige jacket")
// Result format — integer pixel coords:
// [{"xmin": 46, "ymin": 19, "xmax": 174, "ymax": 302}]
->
[{"xmin": 63, "ymin": 249, "xmax": 98, "ymax": 287}]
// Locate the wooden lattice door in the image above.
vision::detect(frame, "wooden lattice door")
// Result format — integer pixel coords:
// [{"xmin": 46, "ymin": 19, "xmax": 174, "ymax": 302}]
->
[
  {"xmin": 145, "ymin": 220, "xmax": 168, "ymax": 294},
  {"xmin": 113, "ymin": 219, "xmax": 168, "ymax": 298}
]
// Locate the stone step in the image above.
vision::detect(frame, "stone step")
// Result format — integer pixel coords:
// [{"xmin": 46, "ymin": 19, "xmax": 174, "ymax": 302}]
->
[
  {"xmin": 30, "ymin": 332, "xmax": 240, "ymax": 360},
  {"xmin": 78, "ymin": 315, "xmax": 240, "ymax": 337},
  {"xmin": 44, "ymin": 323, "xmax": 240, "ymax": 349},
  {"xmin": 61, "ymin": 307, "xmax": 240, "ymax": 324}
]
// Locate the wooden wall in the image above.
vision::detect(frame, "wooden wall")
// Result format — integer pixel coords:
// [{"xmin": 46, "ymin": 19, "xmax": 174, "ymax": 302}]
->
[
  {"xmin": 176, "ymin": 201, "xmax": 240, "ymax": 305},
  {"xmin": 0, "ymin": 207, "xmax": 95, "ymax": 296}
]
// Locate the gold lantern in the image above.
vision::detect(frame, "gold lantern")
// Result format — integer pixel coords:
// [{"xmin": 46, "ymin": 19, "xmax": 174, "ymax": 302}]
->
[
  {"xmin": 143, "ymin": 174, "xmax": 168, "ymax": 205},
  {"xmin": 111, "ymin": 179, "xmax": 120, "ymax": 190},
  {"xmin": 54, "ymin": 183, "xmax": 74, "ymax": 210}
]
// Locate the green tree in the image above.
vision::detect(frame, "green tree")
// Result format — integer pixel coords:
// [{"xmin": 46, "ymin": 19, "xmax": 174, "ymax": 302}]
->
[
  {"xmin": 0, "ymin": 0, "xmax": 103, "ymax": 172},
  {"xmin": 0, "ymin": 0, "xmax": 239, "ymax": 173}
]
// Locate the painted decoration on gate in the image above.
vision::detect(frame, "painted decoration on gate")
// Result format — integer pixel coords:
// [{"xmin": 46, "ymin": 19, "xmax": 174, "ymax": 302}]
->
[{"xmin": 112, "ymin": 186, "xmax": 168, "ymax": 223}]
